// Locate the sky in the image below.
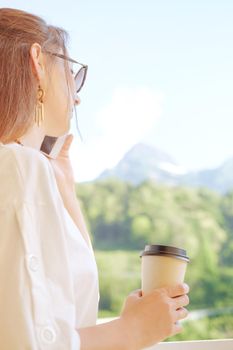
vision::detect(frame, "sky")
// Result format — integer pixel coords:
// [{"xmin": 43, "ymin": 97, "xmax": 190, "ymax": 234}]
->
[{"xmin": 1, "ymin": 0, "xmax": 233, "ymax": 181}]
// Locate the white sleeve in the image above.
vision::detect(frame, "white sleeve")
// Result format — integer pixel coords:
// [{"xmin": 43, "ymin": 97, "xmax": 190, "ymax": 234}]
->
[{"xmin": 0, "ymin": 146, "xmax": 81, "ymax": 349}]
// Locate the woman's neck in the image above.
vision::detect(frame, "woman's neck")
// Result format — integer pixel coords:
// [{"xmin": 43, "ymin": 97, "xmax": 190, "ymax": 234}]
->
[{"xmin": 16, "ymin": 124, "xmax": 45, "ymax": 150}]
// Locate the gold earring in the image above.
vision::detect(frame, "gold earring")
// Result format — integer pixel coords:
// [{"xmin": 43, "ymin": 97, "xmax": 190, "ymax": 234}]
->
[{"xmin": 35, "ymin": 86, "xmax": 45, "ymax": 127}]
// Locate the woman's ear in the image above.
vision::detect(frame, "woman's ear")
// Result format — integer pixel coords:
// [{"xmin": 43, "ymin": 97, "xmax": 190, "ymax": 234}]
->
[{"xmin": 30, "ymin": 43, "xmax": 46, "ymax": 84}]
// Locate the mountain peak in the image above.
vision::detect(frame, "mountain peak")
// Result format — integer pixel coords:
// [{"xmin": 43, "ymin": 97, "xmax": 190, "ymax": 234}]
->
[
  {"xmin": 123, "ymin": 142, "xmax": 177, "ymax": 165},
  {"xmin": 97, "ymin": 142, "xmax": 185, "ymax": 185}
]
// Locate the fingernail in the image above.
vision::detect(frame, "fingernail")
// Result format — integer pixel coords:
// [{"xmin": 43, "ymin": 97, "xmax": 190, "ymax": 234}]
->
[{"xmin": 183, "ymin": 283, "xmax": 189, "ymax": 292}]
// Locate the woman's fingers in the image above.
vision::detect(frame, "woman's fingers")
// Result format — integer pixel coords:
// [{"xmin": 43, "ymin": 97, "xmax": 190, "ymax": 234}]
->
[
  {"xmin": 173, "ymin": 294, "xmax": 189, "ymax": 309},
  {"xmin": 170, "ymin": 308, "xmax": 188, "ymax": 337},
  {"xmin": 176, "ymin": 307, "xmax": 188, "ymax": 321},
  {"xmin": 165, "ymin": 283, "xmax": 189, "ymax": 298},
  {"xmin": 58, "ymin": 134, "xmax": 74, "ymax": 157},
  {"xmin": 172, "ymin": 321, "xmax": 183, "ymax": 335},
  {"xmin": 64, "ymin": 134, "xmax": 74, "ymax": 149}
]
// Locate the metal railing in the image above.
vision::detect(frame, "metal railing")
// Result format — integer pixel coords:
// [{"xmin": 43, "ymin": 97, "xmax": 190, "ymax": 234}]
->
[
  {"xmin": 97, "ymin": 318, "xmax": 233, "ymax": 350},
  {"xmin": 146, "ymin": 339, "xmax": 233, "ymax": 349}
]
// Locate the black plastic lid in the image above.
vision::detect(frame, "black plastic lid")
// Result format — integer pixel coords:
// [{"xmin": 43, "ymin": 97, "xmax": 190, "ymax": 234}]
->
[{"xmin": 140, "ymin": 244, "xmax": 190, "ymax": 262}]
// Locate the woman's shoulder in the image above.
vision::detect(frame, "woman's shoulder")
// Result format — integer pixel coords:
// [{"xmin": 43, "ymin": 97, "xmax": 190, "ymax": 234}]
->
[
  {"xmin": 0, "ymin": 142, "xmax": 57, "ymax": 204},
  {"xmin": 0, "ymin": 142, "xmax": 49, "ymax": 166},
  {"xmin": 0, "ymin": 142, "xmax": 52, "ymax": 182}
]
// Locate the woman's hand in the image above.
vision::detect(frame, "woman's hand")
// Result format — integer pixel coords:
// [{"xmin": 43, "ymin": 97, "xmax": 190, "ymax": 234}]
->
[
  {"xmin": 77, "ymin": 283, "xmax": 189, "ymax": 350},
  {"xmin": 119, "ymin": 283, "xmax": 190, "ymax": 350}
]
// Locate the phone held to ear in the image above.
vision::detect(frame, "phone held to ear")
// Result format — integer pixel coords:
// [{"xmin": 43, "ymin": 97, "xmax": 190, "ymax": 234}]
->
[{"xmin": 40, "ymin": 134, "xmax": 68, "ymax": 159}]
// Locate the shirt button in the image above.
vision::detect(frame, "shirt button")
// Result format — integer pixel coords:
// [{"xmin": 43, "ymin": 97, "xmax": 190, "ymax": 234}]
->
[
  {"xmin": 40, "ymin": 326, "xmax": 56, "ymax": 344},
  {"xmin": 27, "ymin": 255, "xmax": 39, "ymax": 272}
]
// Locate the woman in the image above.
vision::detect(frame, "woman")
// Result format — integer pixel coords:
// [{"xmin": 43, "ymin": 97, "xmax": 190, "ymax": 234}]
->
[{"xmin": 0, "ymin": 8, "xmax": 189, "ymax": 350}]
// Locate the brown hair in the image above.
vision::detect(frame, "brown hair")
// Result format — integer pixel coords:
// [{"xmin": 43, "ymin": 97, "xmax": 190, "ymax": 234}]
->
[{"xmin": 0, "ymin": 8, "xmax": 70, "ymax": 143}]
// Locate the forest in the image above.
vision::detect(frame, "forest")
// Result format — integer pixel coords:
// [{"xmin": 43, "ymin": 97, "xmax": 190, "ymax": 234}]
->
[{"xmin": 76, "ymin": 179, "xmax": 233, "ymax": 340}]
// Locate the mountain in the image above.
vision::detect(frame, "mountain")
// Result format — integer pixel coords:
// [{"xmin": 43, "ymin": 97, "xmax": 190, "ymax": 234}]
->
[
  {"xmin": 181, "ymin": 157, "xmax": 233, "ymax": 193},
  {"xmin": 96, "ymin": 143, "xmax": 233, "ymax": 193},
  {"xmin": 97, "ymin": 143, "xmax": 187, "ymax": 185}
]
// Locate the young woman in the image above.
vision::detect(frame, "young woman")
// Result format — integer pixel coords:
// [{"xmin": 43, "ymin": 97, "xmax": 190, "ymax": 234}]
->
[{"xmin": 0, "ymin": 8, "xmax": 189, "ymax": 350}]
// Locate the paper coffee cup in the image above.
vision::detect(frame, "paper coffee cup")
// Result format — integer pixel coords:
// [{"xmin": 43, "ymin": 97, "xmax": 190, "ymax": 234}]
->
[{"xmin": 140, "ymin": 244, "xmax": 190, "ymax": 296}]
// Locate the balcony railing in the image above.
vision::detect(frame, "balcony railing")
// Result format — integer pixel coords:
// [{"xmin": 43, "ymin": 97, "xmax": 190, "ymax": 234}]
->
[
  {"xmin": 146, "ymin": 339, "xmax": 233, "ymax": 349},
  {"xmin": 97, "ymin": 318, "xmax": 233, "ymax": 349}
]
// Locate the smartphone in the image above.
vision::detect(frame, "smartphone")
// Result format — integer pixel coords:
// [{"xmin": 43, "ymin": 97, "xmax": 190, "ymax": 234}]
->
[{"xmin": 40, "ymin": 134, "xmax": 68, "ymax": 159}]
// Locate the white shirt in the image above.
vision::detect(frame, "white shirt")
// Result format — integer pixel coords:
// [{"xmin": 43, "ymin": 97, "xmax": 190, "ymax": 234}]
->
[{"xmin": 0, "ymin": 142, "xmax": 100, "ymax": 349}]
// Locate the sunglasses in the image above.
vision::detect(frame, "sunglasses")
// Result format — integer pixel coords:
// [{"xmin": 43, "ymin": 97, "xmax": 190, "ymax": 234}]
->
[{"xmin": 44, "ymin": 50, "xmax": 88, "ymax": 94}]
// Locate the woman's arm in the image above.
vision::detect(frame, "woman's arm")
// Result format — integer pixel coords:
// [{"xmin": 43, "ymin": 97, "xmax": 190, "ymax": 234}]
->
[
  {"xmin": 47, "ymin": 134, "xmax": 92, "ymax": 248},
  {"xmin": 58, "ymin": 187, "xmax": 92, "ymax": 248},
  {"xmin": 77, "ymin": 318, "xmax": 130, "ymax": 350}
]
